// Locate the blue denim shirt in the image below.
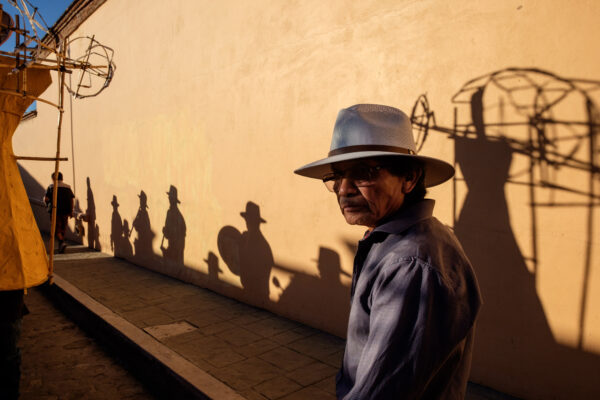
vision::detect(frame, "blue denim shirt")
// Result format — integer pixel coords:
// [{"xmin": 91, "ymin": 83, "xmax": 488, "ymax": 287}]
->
[{"xmin": 336, "ymin": 199, "xmax": 482, "ymax": 399}]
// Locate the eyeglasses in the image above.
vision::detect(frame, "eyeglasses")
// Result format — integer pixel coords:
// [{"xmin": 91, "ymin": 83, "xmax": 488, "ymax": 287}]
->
[{"xmin": 322, "ymin": 165, "xmax": 383, "ymax": 192}]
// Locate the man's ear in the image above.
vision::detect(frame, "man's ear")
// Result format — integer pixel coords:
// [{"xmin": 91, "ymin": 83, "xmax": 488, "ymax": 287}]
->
[{"xmin": 401, "ymin": 169, "xmax": 422, "ymax": 193}]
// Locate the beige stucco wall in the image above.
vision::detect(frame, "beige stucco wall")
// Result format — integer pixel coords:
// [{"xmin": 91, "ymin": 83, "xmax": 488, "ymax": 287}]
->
[{"xmin": 13, "ymin": 0, "xmax": 599, "ymax": 398}]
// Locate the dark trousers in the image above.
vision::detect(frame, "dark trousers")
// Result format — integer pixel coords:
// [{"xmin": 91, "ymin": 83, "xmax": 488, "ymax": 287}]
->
[{"xmin": 0, "ymin": 320, "xmax": 22, "ymax": 400}]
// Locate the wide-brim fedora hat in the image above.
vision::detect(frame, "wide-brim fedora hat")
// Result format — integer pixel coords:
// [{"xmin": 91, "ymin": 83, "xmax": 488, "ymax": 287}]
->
[
  {"xmin": 294, "ymin": 104, "xmax": 454, "ymax": 187},
  {"xmin": 240, "ymin": 201, "xmax": 266, "ymax": 223}
]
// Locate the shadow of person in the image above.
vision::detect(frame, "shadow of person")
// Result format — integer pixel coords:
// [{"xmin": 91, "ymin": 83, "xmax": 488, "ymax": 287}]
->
[
  {"xmin": 204, "ymin": 251, "xmax": 222, "ymax": 282},
  {"xmin": 160, "ymin": 185, "xmax": 186, "ymax": 268},
  {"xmin": 73, "ymin": 199, "xmax": 85, "ymax": 238},
  {"xmin": 130, "ymin": 190, "xmax": 155, "ymax": 261},
  {"xmin": 273, "ymin": 246, "xmax": 350, "ymax": 334},
  {"xmin": 110, "ymin": 195, "xmax": 133, "ymax": 259},
  {"xmin": 239, "ymin": 202, "xmax": 274, "ymax": 306},
  {"xmin": 86, "ymin": 177, "xmax": 101, "ymax": 250},
  {"xmin": 110, "ymin": 195, "xmax": 123, "ymax": 256},
  {"xmin": 120, "ymin": 219, "xmax": 133, "ymax": 258}
]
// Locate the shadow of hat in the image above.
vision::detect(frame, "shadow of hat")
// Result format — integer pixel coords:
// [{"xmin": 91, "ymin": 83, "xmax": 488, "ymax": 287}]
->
[
  {"xmin": 138, "ymin": 190, "xmax": 148, "ymax": 208},
  {"xmin": 312, "ymin": 246, "xmax": 351, "ymax": 278},
  {"xmin": 166, "ymin": 185, "xmax": 181, "ymax": 204},
  {"xmin": 240, "ymin": 201, "xmax": 266, "ymax": 223},
  {"xmin": 294, "ymin": 104, "xmax": 455, "ymax": 187}
]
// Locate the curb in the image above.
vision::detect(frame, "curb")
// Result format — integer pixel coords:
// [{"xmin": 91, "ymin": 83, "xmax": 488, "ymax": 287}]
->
[{"xmin": 42, "ymin": 274, "xmax": 245, "ymax": 400}]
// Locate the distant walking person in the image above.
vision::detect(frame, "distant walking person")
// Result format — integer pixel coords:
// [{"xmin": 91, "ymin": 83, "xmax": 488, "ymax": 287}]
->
[{"xmin": 44, "ymin": 172, "xmax": 74, "ymax": 253}]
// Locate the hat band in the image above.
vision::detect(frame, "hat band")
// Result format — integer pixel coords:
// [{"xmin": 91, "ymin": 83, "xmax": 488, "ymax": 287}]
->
[{"xmin": 328, "ymin": 145, "xmax": 415, "ymax": 157}]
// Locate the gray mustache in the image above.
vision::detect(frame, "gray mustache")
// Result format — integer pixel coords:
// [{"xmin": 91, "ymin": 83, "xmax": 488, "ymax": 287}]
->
[{"xmin": 339, "ymin": 198, "xmax": 364, "ymax": 208}]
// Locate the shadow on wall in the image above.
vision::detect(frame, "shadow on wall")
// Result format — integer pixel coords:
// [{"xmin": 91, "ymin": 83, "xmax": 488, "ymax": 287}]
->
[
  {"xmin": 410, "ymin": 68, "xmax": 600, "ymax": 399},
  {"xmin": 216, "ymin": 201, "xmax": 351, "ymax": 333},
  {"xmin": 110, "ymin": 185, "xmax": 191, "ymax": 284},
  {"xmin": 217, "ymin": 201, "xmax": 274, "ymax": 308},
  {"xmin": 86, "ymin": 177, "xmax": 101, "ymax": 250},
  {"xmin": 104, "ymin": 191, "xmax": 351, "ymax": 335}
]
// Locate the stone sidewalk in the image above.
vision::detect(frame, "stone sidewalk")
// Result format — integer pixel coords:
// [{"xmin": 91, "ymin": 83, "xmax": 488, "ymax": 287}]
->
[
  {"xmin": 47, "ymin": 245, "xmax": 515, "ymax": 400},
  {"xmin": 50, "ymin": 247, "xmax": 342, "ymax": 400}
]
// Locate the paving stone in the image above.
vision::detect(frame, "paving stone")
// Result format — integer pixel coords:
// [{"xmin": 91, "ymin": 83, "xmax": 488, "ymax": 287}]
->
[
  {"xmin": 220, "ymin": 326, "xmax": 264, "ymax": 347},
  {"xmin": 321, "ymin": 348, "xmax": 344, "ymax": 368},
  {"xmin": 259, "ymin": 347, "xmax": 314, "ymax": 371},
  {"xmin": 279, "ymin": 385, "xmax": 337, "ymax": 400},
  {"xmin": 184, "ymin": 309, "xmax": 227, "ymax": 328},
  {"xmin": 285, "ymin": 361, "xmax": 337, "ymax": 386},
  {"xmin": 313, "ymin": 375, "xmax": 336, "ymax": 392},
  {"xmin": 216, "ymin": 303, "xmax": 261, "ymax": 320},
  {"xmin": 196, "ymin": 320, "xmax": 236, "ymax": 335},
  {"xmin": 229, "ymin": 310, "xmax": 272, "ymax": 326},
  {"xmin": 203, "ymin": 348, "xmax": 247, "ymax": 368},
  {"xmin": 157, "ymin": 284, "xmax": 204, "ymax": 298},
  {"xmin": 290, "ymin": 325, "xmax": 320, "ymax": 337},
  {"xmin": 211, "ymin": 357, "xmax": 281, "ymax": 390},
  {"xmin": 143, "ymin": 321, "xmax": 197, "ymax": 340},
  {"xmin": 120, "ymin": 306, "xmax": 176, "ymax": 327},
  {"xmin": 253, "ymin": 376, "xmax": 303, "ymax": 400},
  {"xmin": 153, "ymin": 297, "xmax": 200, "ymax": 314},
  {"xmin": 246, "ymin": 316, "xmax": 299, "ymax": 338},
  {"xmin": 233, "ymin": 338, "xmax": 280, "ymax": 358},
  {"xmin": 239, "ymin": 388, "xmax": 269, "ymax": 400},
  {"xmin": 110, "ymin": 298, "xmax": 150, "ymax": 313},
  {"xmin": 136, "ymin": 290, "xmax": 172, "ymax": 303},
  {"xmin": 287, "ymin": 333, "xmax": 344, "ymax": 361},
  {"xmin": 179, "ymin": 333, "xmax": 249, "ymax": 369},
  {"xmin": 163, "ymin": 329, "xmax": 206, "ymax": 346},
  {"xmin": 270, "ymin": 329, "xmax": 311, "ymax": 345}
]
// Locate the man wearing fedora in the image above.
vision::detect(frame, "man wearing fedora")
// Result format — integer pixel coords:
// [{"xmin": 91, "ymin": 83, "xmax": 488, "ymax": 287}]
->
[{"xmin": 295, "ymin": 104, "xmax": 482, "ymax": 399}]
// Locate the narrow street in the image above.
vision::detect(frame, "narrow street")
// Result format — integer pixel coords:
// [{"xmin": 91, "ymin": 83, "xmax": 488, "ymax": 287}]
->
[{"xmin": 19, "ymin": 286, "xmax": 157, "ymax": 400}]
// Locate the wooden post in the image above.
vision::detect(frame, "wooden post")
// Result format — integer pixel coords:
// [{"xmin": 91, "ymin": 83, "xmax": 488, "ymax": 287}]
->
[{"xmin": 48, "ymin": 39, "xmax": 68, "ymax": 283}]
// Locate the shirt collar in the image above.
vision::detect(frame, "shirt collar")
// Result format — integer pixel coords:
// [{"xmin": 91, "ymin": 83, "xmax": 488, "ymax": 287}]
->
[{"xmin": 370, "ymin": 199, "xmax": 435, "ymax": 236}]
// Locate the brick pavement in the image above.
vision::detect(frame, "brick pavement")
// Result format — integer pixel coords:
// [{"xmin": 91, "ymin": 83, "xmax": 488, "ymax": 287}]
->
[
  {"xmin": 52, "ymin": 248, "xmax": 341, "ymax": 400},
  {"xmin": 48, "ymin": 245, "xmax": 516, "ymax": 400},
  {"xmin": 19, "ymin": 286, "xmax": 156, "ymax": 400}
]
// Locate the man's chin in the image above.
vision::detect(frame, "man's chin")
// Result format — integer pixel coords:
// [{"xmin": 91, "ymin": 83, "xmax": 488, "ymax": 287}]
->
[{"xmin": 342, "ymin": 211, "xmax": 375, "ymax": 227}]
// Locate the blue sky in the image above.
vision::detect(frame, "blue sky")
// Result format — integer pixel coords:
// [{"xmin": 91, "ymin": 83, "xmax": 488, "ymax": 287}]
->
[{"xmin": 1, "ymin": 0, "xmax": 73, "ymax": 51}]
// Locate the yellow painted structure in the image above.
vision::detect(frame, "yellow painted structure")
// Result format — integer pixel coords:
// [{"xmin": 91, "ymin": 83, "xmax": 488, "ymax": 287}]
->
[
  {"xmin": 0, "ymin": 58, "xmax": 51, "ymax": 290},
  {"xmin": 12, "ymin": 1, "xmax": 600, "ymax": 398}
]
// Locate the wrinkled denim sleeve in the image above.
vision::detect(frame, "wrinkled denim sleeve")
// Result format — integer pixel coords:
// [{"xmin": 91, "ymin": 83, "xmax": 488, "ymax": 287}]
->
[{"xmin": 342, "ymin": 258, "xmax": 462, "ymax": 400}]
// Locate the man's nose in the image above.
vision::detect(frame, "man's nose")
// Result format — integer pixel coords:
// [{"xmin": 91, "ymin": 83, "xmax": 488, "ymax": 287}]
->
[{"xmin": 337, "ymin": 177, "xmax": 358, "ymax": 196}]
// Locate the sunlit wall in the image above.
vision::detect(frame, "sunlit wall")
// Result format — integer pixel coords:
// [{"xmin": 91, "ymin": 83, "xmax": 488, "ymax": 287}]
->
[{"xmin": 13, "ymin": 1, "xmax": 599, "ymax": 398}]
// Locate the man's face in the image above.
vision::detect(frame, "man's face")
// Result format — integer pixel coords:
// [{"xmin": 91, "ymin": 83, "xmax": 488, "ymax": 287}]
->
[{"xmin": 330, "ymin": 159, "xmax": 416, "ymax": 228}]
